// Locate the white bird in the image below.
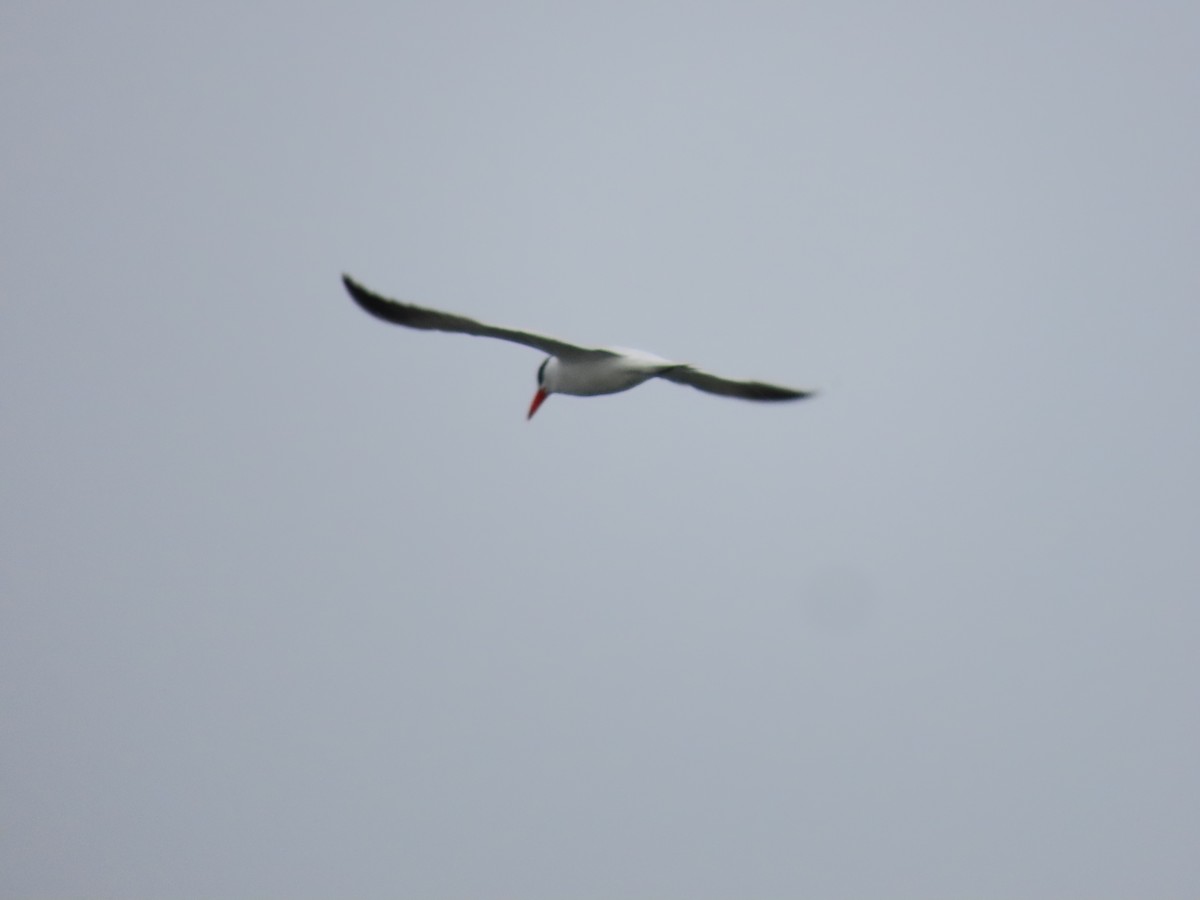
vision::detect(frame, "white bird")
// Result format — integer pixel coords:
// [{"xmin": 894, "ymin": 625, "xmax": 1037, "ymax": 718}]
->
[{"xmin": 343, "ymin": 275, "xmax": 815, "ymax": 419}]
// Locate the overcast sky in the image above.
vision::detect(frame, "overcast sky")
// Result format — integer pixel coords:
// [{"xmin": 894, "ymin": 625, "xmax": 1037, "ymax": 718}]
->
[{"xmin": 4, "ymin": 3, "xmax": 1199, "ymax": 898}]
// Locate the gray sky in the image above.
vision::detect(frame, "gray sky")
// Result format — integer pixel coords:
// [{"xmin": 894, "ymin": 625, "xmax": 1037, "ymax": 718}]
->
[{"xmin": 4, "ymin": 2, "xmax": 1199, "ymax": 897}]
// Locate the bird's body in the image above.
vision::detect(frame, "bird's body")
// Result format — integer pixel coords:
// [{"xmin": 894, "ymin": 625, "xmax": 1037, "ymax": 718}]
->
[
  {"xmin": 342, "ymin": 275, "xmax": 814, "ymax": 418},
  {"xmin": 539, "ymin": 350, "xmax": 677, "ymax": 397}
]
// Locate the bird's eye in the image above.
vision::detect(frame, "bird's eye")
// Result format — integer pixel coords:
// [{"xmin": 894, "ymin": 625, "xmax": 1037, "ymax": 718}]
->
[{"xmin": 537, "ymin": 358, "xmax": 549, "ymax": 385}]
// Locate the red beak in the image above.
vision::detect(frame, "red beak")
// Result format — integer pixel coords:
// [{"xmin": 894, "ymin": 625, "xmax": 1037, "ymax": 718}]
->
[{"xmin": 527, "ymin": 388, "xmax": 548, "ymax": 420}]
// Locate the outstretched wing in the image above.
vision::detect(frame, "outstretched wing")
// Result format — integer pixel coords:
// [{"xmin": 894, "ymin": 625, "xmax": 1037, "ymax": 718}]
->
[
  {"xmin": 657, "ymin": 365, "xmax": 814, "ymax": 401},
  {"xmin": 343, "ymin": 275, "xmax": 613, "ymax": 361}
]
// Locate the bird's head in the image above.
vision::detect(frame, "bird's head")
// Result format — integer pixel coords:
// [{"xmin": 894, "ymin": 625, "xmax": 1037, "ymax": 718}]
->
[{"xmin": 527, "ymin": 356, "xmax": 552, "ymax": 419}]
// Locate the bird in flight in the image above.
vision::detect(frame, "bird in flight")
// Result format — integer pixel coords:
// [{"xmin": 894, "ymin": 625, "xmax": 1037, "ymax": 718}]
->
[{"xmin": 343, "ymin": 275, "xmax": 815, "ymax": 419}]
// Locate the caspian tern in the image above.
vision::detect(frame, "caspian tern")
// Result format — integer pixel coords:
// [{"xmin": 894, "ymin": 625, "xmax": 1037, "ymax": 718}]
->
[{"xmin": 343, "ymin": 275, "xmax": 814, "ymax": 419}]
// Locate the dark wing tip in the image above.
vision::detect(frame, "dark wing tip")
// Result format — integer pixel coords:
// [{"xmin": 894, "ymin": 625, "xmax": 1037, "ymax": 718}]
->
[
  {"xmin": 342, "ymin": 273, "xmax": 427, "ymax": 328},
  {"xmin": 342, "ymin": 273, "xmax": 368, "ymax": 300},
  {"xmin": 660, "ymin": 365, "xmax": 817, "ymax": 402},
  {"xmin": 754, "ymin": 387, "xmax": 815, "ymax": 401},
  {"xmin": 341, "ymin": 272, "xmax": 377, "ymax": 310}
]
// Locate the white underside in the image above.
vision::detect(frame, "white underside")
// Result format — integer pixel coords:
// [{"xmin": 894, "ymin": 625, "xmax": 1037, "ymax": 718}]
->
[{"xmin": 543, "ymin": 351, "xmax": 675, "ymax": 397}]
